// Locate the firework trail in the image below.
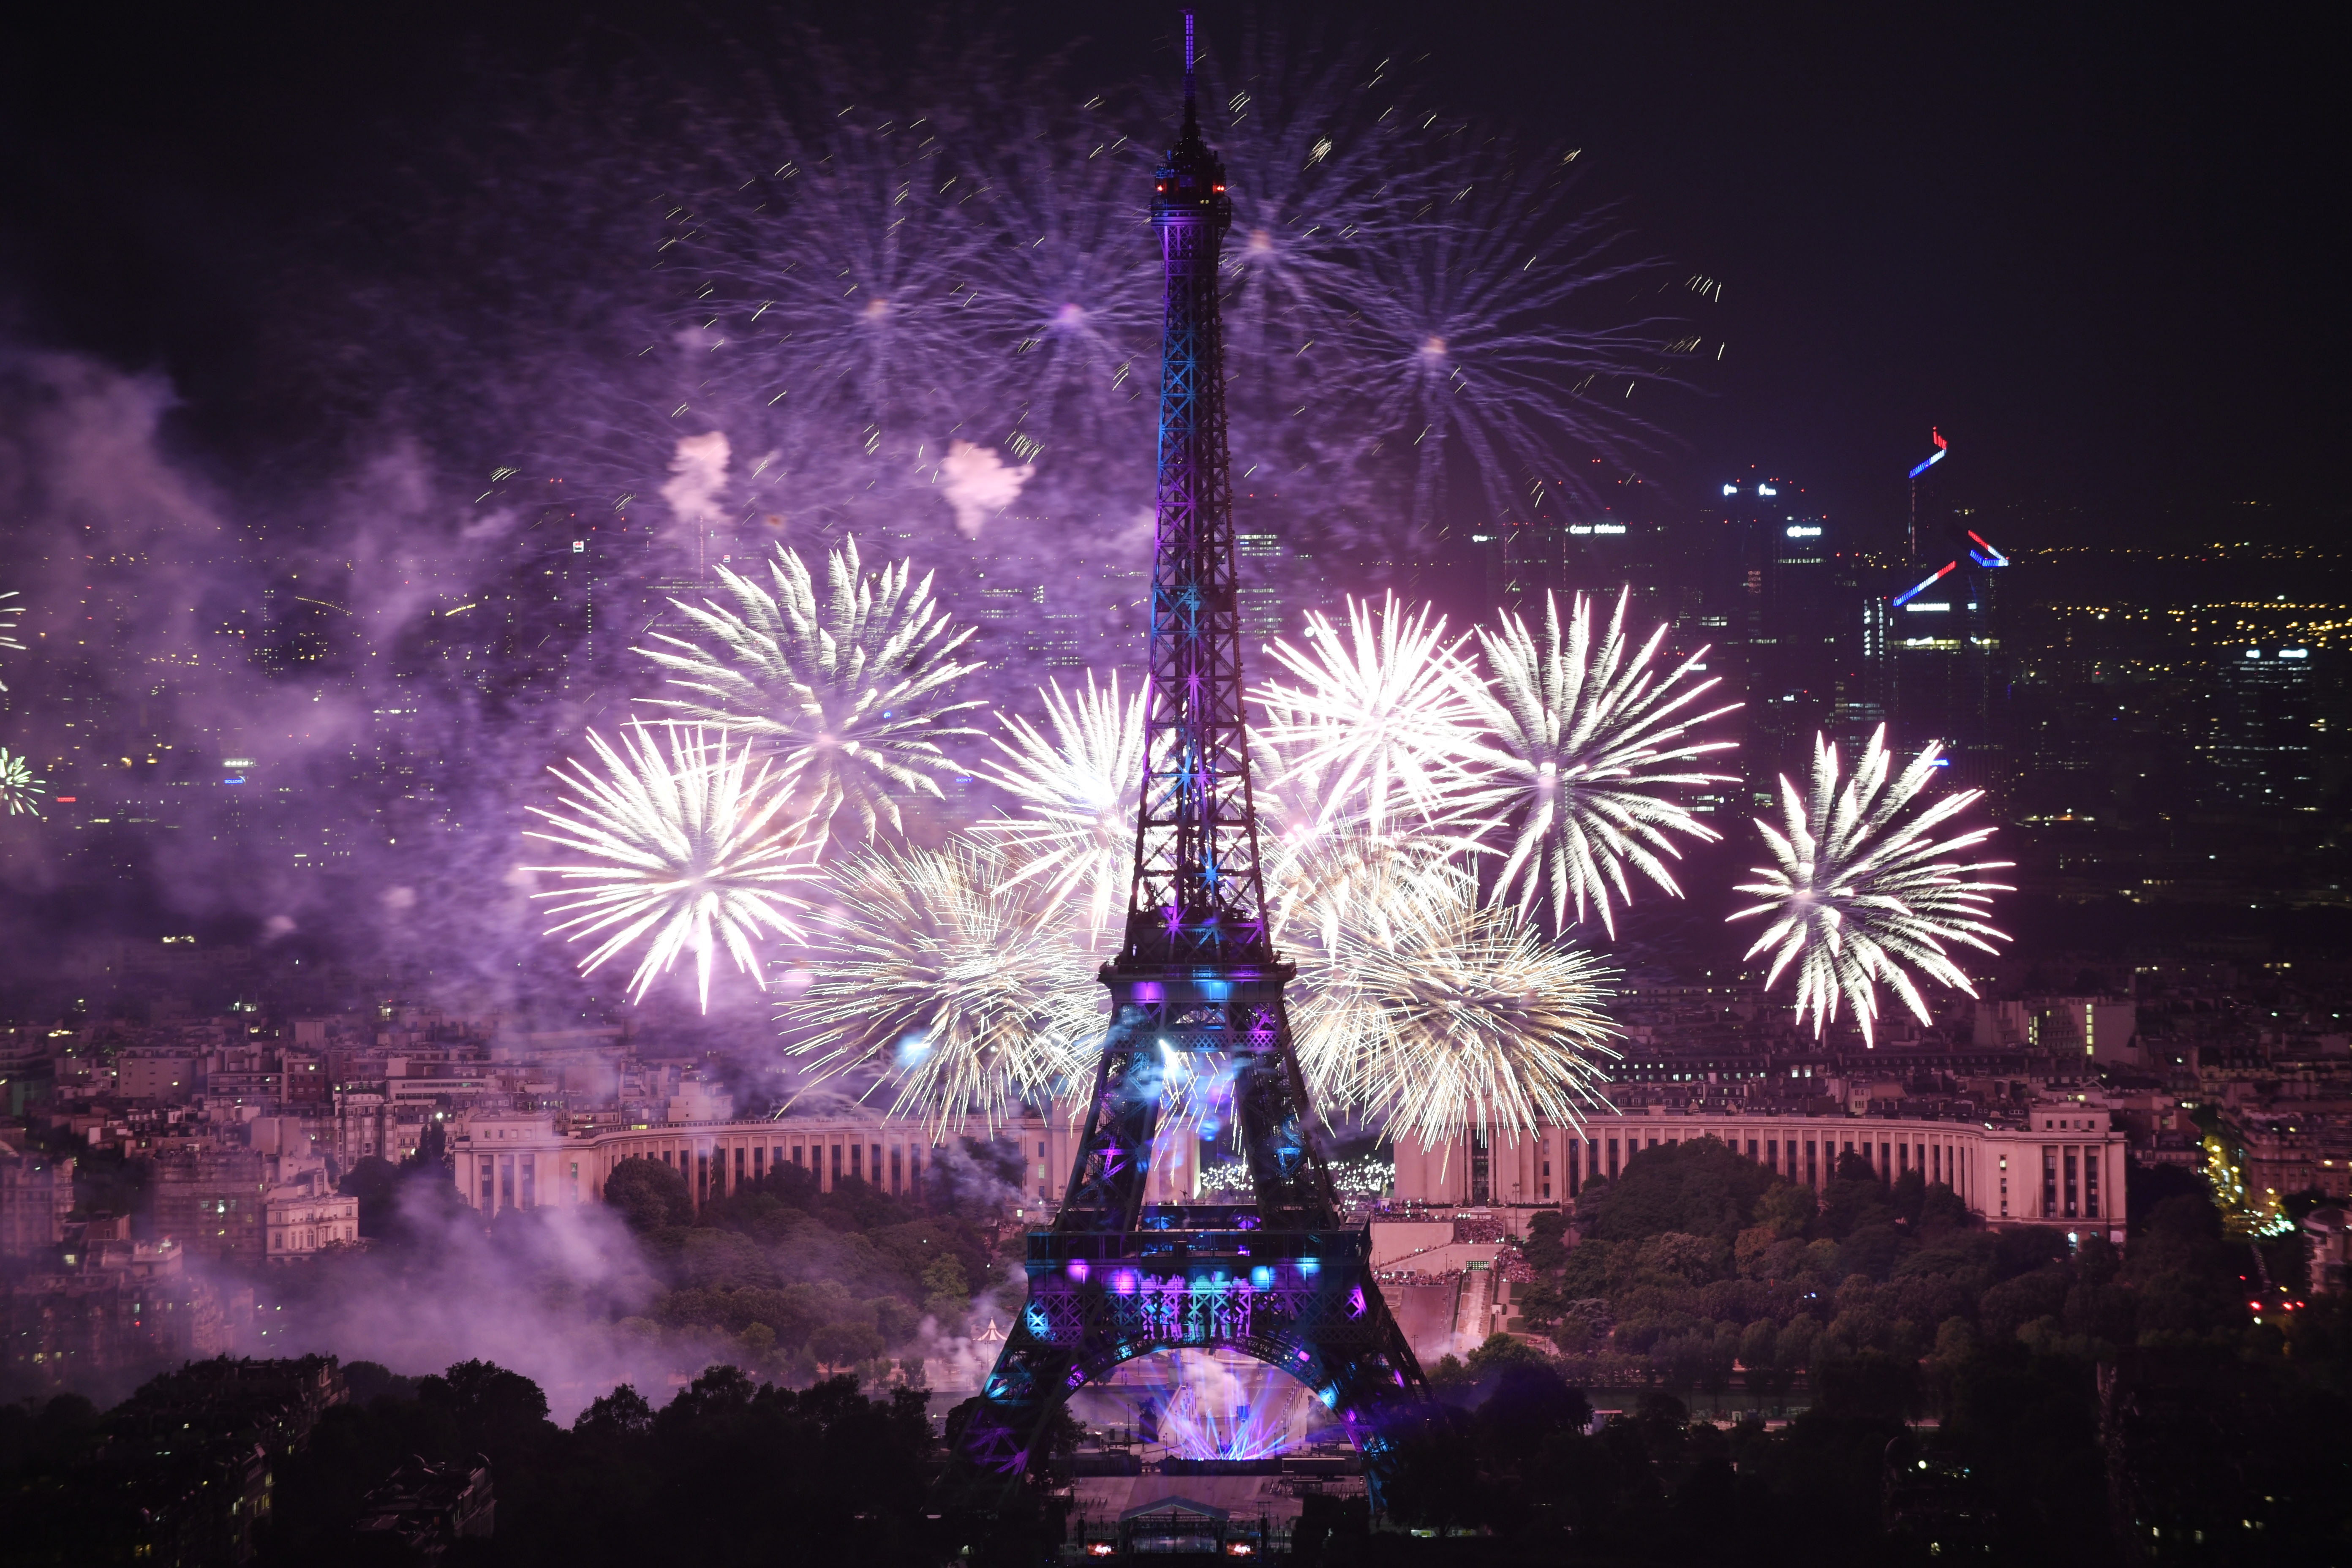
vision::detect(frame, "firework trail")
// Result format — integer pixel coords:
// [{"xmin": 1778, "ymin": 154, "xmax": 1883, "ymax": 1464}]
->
[
  {"xmin": 524, "ymin": 723, "xmax": 823, "ymax": 1012},
  {"xmin": 660, "ymin": 30, "xmax": 1126, "ymax": 536},
  {"xmin": 958, "ymin": 95, "xmax": 1161, "ymax": 498},
  {"xmin": 1252, "ymin": 593, "xmax": 1485, "ymax": 838},
  {"xmin": 1461, "ymin": 588, "xmax": 1740, "ymax": 937},
  {"xmin": 678, "ymin": 97, "xmax": 997, "ymax": 506},
  {"xmin": 1728, "ymin": 727, "xmax": 2012, "ymax": 1045},
  {"xmin": 0, "ymin": 747, "xmax": 44, "ymax": 818},
  {"xmin": 973, "ymin": 674, "xmax": 1148, "ymax": 947},
  {"xmin": 1342, "ymin": 134, "xmax": 1704, "ymax": 534},
  {"xmin": 1190, "ymin": 28, "xmax": 1447, "ymax": 522},
  {"xmin": 786, "ymin": 838, "xmax": 1099, "ymax": 1137},
  {"xmin": 0, "ymin": 591, "xmax": 22, "ymax": 691},
  {"xmin": 1296, "ymin": 868, "xmax": 1620, "ymax": 1146},
  {"xmin": 637, "ymin": 538, "xmax": 985, "ymax": 838}
]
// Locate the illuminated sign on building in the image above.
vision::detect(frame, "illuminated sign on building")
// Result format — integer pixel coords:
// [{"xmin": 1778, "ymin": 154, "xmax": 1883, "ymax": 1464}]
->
[
  {"xmin": 1908, "ymin": 426, "xmax": 1951, "ymax": 479},
  {"xmin": 1892, "ymin": 561, "xmax": 1957, "ymax": 607}
]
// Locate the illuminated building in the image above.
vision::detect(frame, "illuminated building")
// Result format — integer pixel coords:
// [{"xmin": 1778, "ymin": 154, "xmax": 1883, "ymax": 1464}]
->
[
  {"xmin": 1886, "ymin": 429, "xmax": 2010, "ymax": 791},
  {"xmin": 1474, "ymin": 513, "xmax": 1641, "ymax": 618},
  {"xmin": 447, "ymin": 1107, "xmax": 1189, "ymax": 1217},
  {"xmin": 1705, "ymin": 474, "xmax": 1869, "ymax": 794},
  {"xmin": 2205, "ymin": 642, "xmax": 2321, "ymax": 809},
  {"xmin": 1395, "ymin": 1108, "xmax": 2129, "ymax": 1241}
]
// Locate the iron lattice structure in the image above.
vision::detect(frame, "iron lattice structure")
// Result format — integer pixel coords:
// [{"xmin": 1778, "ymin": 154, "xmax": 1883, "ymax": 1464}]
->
[{"xmin": 942, "ymin": 20, "xmax": 1428, "ymax": 1513}]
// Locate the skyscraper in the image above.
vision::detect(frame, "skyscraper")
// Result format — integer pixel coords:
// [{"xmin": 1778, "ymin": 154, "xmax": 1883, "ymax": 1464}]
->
[
  {"xmin": 1706, "ymin": 476, "xmax": 1865, "ymax": 795},
  {"xmin": 2207, "ymin": 644, "xmax": 2322, "ymax": 809},
  {"xmin": 1886, "ymin": 430, "xmax": 2011, "ymax": 792}
]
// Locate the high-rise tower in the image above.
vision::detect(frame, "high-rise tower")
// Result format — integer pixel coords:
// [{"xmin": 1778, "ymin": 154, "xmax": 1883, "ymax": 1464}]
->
[
  {"xmin": 941, "ymin": 15, "xmax": 1426, "ymax": 1511},
  {"xmin": 1888, "ymin": 428, "xmax": 2012, "ymax": 792}
]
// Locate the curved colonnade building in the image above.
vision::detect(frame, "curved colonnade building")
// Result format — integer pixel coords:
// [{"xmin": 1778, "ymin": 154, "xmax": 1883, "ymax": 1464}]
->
[{"xmin": 451, "ymin": 1102, "xmax": 2121, "ymax": 1243}]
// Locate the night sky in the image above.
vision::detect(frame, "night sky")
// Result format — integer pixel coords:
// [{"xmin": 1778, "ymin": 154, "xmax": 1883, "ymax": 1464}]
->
[{"xmin": 1, "ymin": 3, "xmax": 2336, "ymax": 544}]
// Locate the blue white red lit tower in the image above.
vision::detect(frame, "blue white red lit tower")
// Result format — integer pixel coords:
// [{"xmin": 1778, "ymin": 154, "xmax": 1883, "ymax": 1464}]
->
[
  {"xmin": 1886, "ymin": 427, "xmax": 2011, "ymax": 788},
  {"xmin": 939, "ymin": 14, "xmax": 1426, "ymax": 1512}
]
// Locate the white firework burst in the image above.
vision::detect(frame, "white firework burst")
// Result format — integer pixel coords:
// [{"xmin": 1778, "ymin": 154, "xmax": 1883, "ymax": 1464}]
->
[
  {"xmin": 525, "ymin": 724, "xmax": 822, "ymax": 1012},
  {"xmin": 787, "ymin": 838, "xmax": 1099, "ymax": 1137},
  {"xmin": 1249, "ymin": 732, "xmax": 1459, "ymax": 955},
  {"xmin": 1252, "ymin": 593, "xmax": 1485, "ymax": 837},
  {"xmin": 973, "ymin": 674, "xmax": 1148, "ymax": 946},
  {"xmin": 1729, "ymin": 727, "xmax": 2012, "ymax": 1045},
  {"xmin": 1295, "ymin": 869, "xmax": 1620, "ymax": 1147},
  {"xmin": 637, "ymin": 538, "xmax": 986, "ymax": 838},
  {"xmin": 0, "ymin": 746, "xmax": 44, "ymax": 817},
  {"xmin": 1462, "ymin": 588, "xmax": 1740, "ymax": 936}
]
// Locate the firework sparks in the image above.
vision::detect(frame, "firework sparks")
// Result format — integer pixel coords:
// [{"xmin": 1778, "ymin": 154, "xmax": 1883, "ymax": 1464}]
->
[
  {"xmin": 787, "ymin": 838, "xmax": 1100, "ymax": 1137},
  {"xmin": 1195, "ymin": 28, "xmax": 1447, "ymax": 521},
  {"xmin": 960, "ymin": 98, "xmax": 1160, "ymax": 492},
  {"xmin": 1252, "ymin": 593, "xmax": 1485, "ymax": 837},
  {"xmin": 0, "ymin": 747, "xmax": 45, "ymax": 817},
  {"xmin": 1342, "ymin": 134, "xmax": 1705, "ymax": 534},
  {"xmin": 1463, "ymin": 588, "xmax": 1739, "ymax": 936},
  {"xmin": 974, "ymin": 674, "xmax": 1148, "ymax": 946},
  {"xmin": 525, "ymin": 723, "xmax": 821, "ymax": 1012},
  {"xmin": 637, "ymin": 538, "xmax": 985, "ymax": 838},
  {"xmin": 0, "ymin": 591, "xmax": 22, "ymax": 691},
  {"xmin": 1729, "ymin": 727, "xmax": 2013, "ymax": 1045},
  {"xmin": 1248, "ymin": 730, "xmax": 1460, "ymax": 952},
  {"xmin": 1296, "ymin": 870, "xmax": 1620, "ymax": 1146}
]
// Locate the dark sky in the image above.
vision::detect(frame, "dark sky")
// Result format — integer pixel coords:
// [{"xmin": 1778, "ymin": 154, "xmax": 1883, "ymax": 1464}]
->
[{"xmin": 1, "ymin": 3, "xmax": 2335, "ymax": 544}]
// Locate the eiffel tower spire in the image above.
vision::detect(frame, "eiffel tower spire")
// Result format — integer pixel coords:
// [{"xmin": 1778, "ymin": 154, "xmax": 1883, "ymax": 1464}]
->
[{"xmin": 939, "ymin": 14, "xmax": 1427, "ymax": 1512}]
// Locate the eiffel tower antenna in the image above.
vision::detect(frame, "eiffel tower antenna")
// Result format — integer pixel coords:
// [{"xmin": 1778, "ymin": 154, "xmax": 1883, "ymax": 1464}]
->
[
  {"xmin": 939, "ymin": 12, "xmax": 1429, "ymax": 1516},
  {"xmin": 1182, "ymin": 8, "xmax": 1198, "ymax": 131}
]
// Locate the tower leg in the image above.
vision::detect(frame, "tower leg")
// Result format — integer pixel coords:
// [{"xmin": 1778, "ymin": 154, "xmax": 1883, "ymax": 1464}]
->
[{"xmin": 1056, "ymin": 1007, "xmax": 1165, "ymax": 1226}]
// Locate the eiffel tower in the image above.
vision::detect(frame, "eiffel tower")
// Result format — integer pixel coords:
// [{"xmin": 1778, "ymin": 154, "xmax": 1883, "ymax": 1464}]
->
[{"xmin": 942, "ymin": 13, "xmax": 1428, "ymax": 1511}]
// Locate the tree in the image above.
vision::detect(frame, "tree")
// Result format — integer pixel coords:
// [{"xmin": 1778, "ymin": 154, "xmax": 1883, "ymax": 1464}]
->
[
  {"xmin": 1523, "ymin": 1210, "xmax": 1572, "ymax": 1272},
  {"xmin": 1754, "ymin": 1180, "xmax": 1817, "ymax": 1239},
  {"xmin": 1473, "ymin": 1360, "xmax": 1590, "ymax": 1473},
  {"xmin": 1381, "ymin": 1404, "xmax": 1489, "ymax": 1531},
  {"xmin": 808, "ymin": 1319, "xmax": 885, "ymax": 1373},
  {"xmin": 1465, "ymin": 1331, "xmax": 1552, "ymax": 1378},
  {"xmin": 604, "ymin": 1155, "xmax": 693, "ymax": 1232},
  {"xmin": 576, "ymin": 1383, "xmax": 654, "ymax": 1437},
  {"xmin": 920, "ymin": 1255, "xmax": 971, "ymax": 1323},
  {"xmin": 1634, "ymin": 1231, "xmax": 1721, "ymax": 1285},
  {"xmin": 1582, "ymin": 1138, "xmax": 1779, "ymax": 1244},
  {"xmin": 339, "ymin": 1157, "xmax": 401, "ymax": 1237},
  {"xmin": 416, "ymin": 1359, "xmax": 552, "ymax": 1466},
  {"xmin": 1560, "ymin": 1236, "xmax": 1614, "ymax": 1296},
  {"xmin": 1889, "ymin": 1167, "xmax": 1927, "ymax": 1225},
  {"xmin": 1916, "ymin": 1180, "xmax": 1970, "ymax": 1235}
]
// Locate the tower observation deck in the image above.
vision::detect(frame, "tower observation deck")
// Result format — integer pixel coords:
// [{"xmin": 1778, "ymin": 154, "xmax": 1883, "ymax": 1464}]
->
[{"xmin": 938, "ymin": 13, "xmax": 1429, "ymax": 1515}]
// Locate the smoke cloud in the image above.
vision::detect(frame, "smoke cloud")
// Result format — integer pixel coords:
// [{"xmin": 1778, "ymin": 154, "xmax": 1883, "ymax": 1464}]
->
[
  {"xmin": 938, "ymin": 440, "xmax": 1035, "ymax": 541},
  {"xmin": 257, "ymin": 1189, "xmax": 678, "ymax": 1424},
  {"xmin": 662, "ymin": 431, "xmax": 732, "ymax": 534}
]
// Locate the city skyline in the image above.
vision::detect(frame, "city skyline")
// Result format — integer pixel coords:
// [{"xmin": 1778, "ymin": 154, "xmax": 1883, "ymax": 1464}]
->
[{"xmin": 0, "ymin": 10, "xmax": 2347, "ymax": 1560}]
